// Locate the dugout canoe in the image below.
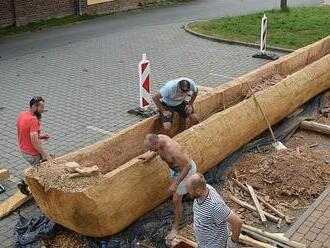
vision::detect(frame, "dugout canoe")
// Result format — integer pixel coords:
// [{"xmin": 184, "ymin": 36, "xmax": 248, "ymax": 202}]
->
[{"xmin": 25, "ymin": 36, "xmax": 330, "ymax": 237}]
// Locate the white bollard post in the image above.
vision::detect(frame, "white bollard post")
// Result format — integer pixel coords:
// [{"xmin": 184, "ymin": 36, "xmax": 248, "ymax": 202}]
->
[
  {"xmin": 253, "ymin": 14, "xmax": 279, "ymax": 60},
  {"xmin": 260, "ymin": 14, "xmax": 267, "ymax": 54},
  {"xmin": 138, "ymin": 53, "xmax": 151, "ymax": 109}
]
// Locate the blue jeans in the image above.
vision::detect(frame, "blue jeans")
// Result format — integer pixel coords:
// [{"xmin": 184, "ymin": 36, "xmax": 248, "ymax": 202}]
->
[{"xmin": 21, "ymin": 152, "xmax": 42, "ymax": 166}]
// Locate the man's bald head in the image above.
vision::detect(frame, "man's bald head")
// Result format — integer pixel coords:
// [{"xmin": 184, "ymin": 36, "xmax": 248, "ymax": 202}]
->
[
  {"xmin": 144, "ymin": 133, "xmax": 160, "ymax": 151},
  {"xmin": 189, "ymin": 173, "xmax": 207, "ymax": 190},
  {"xmin": 186, "ymin": 173, "xmax": 207, "ymax": 199}
]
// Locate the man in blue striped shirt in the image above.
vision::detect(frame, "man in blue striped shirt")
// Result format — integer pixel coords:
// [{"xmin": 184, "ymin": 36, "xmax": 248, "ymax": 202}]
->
[{"xmin": 185, "ymin": 173, "xmax": 243, "ymax": 248}]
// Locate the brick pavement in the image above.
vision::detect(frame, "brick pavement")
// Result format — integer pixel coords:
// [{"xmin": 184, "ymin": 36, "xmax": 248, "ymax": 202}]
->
[{"xmin": 286, "ymin": 186, "xmax": 330, "ymax": 248}]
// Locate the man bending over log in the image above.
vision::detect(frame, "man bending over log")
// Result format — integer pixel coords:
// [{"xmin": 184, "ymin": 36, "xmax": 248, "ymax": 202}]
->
[
  {"xmin": 140, "ymin": 133, "xmax": 197, "ymax": 241},
  {"xmin": 152, "ymin": 78, "xmax": 199, "ymax": 132}
]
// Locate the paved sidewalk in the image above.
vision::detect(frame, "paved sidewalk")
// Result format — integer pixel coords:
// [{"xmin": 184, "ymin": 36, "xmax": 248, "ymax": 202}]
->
[{"xmin": 286, "ymin": 186, "xmax": 330, "ymax": 247}]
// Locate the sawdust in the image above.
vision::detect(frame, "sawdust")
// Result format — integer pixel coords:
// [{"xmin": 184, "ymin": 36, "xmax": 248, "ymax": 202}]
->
[
  {"xmin": 178, "ymin": 115, "xmax": 330, "ymax": 236},
  {"xmin": 243, "ymin": 74, "xmax": 285, "ymax": 98},
  {"xmin": 26, "ymin": 160, "xmax": 104, "ymax": 192},
  {"xmin": 221, "ymin": 118, "xmax": 330, "ymax": 225},
  {"xmin": 42, "ymin": 230, "xmax": 86, "ymax": 248}
]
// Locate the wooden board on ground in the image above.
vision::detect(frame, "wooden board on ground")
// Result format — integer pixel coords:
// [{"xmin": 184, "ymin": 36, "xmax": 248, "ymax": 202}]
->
[
  {"xmin": 231, "ymin": 178, "xmax": 285, "ymax": 219},
  {"xmin": 0, "ymin": 169, "xmax": 9, "ymax": 181},
  {"xmin": 239, "ymin": 234, "xmax": 276, "ymax": 248},
  {"xmin": 242, "ymin": 224, "xmax": 306, "ymax": 248},
  {"xmin": 230, "ymin": 195, "xmax": 280, "ymax": 223},
  {"xmin": 172, "ymin": 233, "xmax": 276, "ymax": 248},
  {"xmin": 300, "ymin": 120, "xmax": 330, "ymax": 135},
  {"xmin": 246, "ymin": 184, "xmax": 267, "ymax": 223},
  {"xmin": 0, "ymin": 191, "xmax": 31, "ymax": 220}
]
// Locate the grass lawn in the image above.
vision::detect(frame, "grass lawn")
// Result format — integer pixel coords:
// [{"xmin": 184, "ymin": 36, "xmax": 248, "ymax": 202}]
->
[{"xmin": 187, "ymin": 6, "xmax": 330, "ymax": 49}]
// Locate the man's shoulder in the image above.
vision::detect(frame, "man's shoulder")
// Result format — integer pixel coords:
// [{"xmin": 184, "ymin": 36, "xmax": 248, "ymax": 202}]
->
[
  {"xmin": 164, "ymin": 80, "xmax": 178, "ymax": 89},
  {"xmin": 18, "ymin": 111, "xmax": 35, "ymax": 121},
  {"xmin": 207, "ymin": 185, "xmax": 225, "ymax": 203}
]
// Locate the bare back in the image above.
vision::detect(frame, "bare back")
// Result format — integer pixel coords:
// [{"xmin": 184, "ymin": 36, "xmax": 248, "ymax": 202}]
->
[{"xmin": 157, "ymin": 135, "xmax": 190, "ymax": 172}]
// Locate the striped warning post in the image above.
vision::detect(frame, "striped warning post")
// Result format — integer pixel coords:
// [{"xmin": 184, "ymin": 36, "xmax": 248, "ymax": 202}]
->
[
  {"xmin": 139, "ymin": 54, "xmax": 151, "ymax": 109},
  {"xmin": 260, "ymin": 14, "xmax": 267, "ymax": 54},
  {"xmin": 252, "ymin": 14, "xmax": 278, "ymax": 60}
]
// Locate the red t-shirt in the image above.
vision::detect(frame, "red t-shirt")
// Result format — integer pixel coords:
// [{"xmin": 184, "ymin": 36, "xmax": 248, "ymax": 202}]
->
[{"xmin": 17, "ymin": 111, "xmax": 41, "ymax": 156}]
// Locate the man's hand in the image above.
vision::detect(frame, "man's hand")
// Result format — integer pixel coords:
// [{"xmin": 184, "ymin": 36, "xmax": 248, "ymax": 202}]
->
[
  {"xmin": 138, "ymin": 151, "xmax": 156, "ymax": 163},
  {"xmin": 162, "ymin": 110, "xmax": 172, "ymax": 118},
  {"xmin": 41, "ymin": 153, "xmax": 53, "ymax": 162},
  {"xmin": 40, "ymin": 134, "xmax": 50, "ymax": 141},
  {"xmin": 168, "ymin": 182, "xmax": 179, "ymax": 194},
  {"xmin": 185, "ymin": 105, "xmax": 193, "ymax": 115}
]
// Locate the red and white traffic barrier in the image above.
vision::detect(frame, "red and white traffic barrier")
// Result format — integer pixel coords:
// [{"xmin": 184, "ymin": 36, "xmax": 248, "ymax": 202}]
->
[
  {"xmin": 253, "ymin": 14, "xmax": 278, "ymax": 60},
  {"xmin": 260, "ymin": 14, "xmax": 267, "ymax": 54},
  {"xmin": 139, "ymin": 54, "xmax": 151, "ymax": 109}
]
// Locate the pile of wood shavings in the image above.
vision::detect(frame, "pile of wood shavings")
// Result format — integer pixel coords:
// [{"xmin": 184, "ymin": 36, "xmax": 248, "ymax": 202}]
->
[
  {"xmin": 26, "ymin": 160, "xmax": 104, "ymax": 192},
  {"xmin": 41, "ymin": 230, "xmax": 86, "ymax": 248},
  {"xmin": 243, "ymin": 74, "xmax": 285, "ymax": 98}
]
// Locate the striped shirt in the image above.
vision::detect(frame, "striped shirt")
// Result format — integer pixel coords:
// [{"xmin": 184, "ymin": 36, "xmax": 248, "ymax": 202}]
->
[{"xmin": 193, "ymin": 184, "xmax": 231, "ymax": 248}]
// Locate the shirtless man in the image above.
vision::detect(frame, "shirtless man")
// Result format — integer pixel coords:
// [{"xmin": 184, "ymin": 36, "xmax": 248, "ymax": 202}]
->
[{"xmin": 140, "ymin": 133, "xmax": 197, "ymax": 241}]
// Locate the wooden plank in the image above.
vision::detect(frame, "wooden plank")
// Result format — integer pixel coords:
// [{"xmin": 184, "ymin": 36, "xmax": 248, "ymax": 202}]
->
[
  {"xmin": 0, "ymin": 191, "xmax": 31, "ymax": 220},
  {"xmin": 171, "ymin": 235, "xmax": 198, "ymax": 248},
  {"xmin": 300, "ymin": 120, "xmax": 330, "ymax": 135},
  {"xmin": 172, "ymin": 234, "xmax": 275, "ymax": 248},
  {"xmin": 244, "ymin": 231, "xmax": 290, "ymax": 248},
  {"xmin": 242, "ymin": 224, "xmax": 307, "ymax": 248},
  {"xmin": 232, "ymin": 178, "xmax": 285, "ymax": 218},
  {"xmin": 0, "ymin": 169, "xmax": 9, "ymax": 181},
  {"xmin": 246, "ymin": 184, "xmax": 267, "ymax": 223},
  {"xmin": 229, "ymin": 195, "xmax": 280, "ymax": 223},
  {"xmin": 239, "ymin": 234, "xmax": 276, "ymax": 248}
]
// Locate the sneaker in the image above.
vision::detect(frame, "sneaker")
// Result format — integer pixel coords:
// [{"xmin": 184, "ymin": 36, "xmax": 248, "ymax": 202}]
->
[{"xmin": 17, "ymin": 180, "xmax": 30, "ymax": 195}]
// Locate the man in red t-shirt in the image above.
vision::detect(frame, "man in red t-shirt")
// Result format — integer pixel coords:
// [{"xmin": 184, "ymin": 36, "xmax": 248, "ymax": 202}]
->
[{"xmin": 17, "ymin": 96, "xmax": 52, "ymax": 194}]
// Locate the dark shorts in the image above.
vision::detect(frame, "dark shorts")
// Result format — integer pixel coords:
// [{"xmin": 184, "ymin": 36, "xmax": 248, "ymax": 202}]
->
[{"xmin": 160, "ymin": 101, "xmax": 194, "ymax": 123}]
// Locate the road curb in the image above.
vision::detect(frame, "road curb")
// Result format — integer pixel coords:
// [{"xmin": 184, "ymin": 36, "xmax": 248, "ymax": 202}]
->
[{"xmin": 184, "ymin": 21, "xmax": 294, "ymax": 54}]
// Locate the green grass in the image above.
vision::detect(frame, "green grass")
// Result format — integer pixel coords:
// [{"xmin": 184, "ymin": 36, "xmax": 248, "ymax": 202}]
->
[
  {"xmin": 187, "ymin": 6, "xmax": 330, "ymax": 49},
  {"xmin": 0, "ymin": 0, "xmax": 193, "ymax": 37}
]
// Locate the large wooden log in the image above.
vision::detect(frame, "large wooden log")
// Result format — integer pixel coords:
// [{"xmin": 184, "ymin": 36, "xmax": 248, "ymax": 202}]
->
[{"xmin": 25, "ymin": 37, "xmax": 330, "ymax": 237}]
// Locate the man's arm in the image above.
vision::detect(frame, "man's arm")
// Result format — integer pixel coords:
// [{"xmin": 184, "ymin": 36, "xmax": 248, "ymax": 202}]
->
[
  {"xmin": 170, "ymin": 148, "xmax": 191, "ymax": 189},
  {"xmin": 152, "ymin": 92, "xmax": 166, "ymax": 112},
  {"xmin": 30, "ymin": 132, "xmax": 50, "ymax": 160},
  {"xmin": 138, "ymin": 151, "xmax": 157, "ymax": 163},
  {"xmin": 226, "ymin": 212, "xmax": 243, "ymax": 244},
  {"xmin": 189, "ymin": 89, "xmax": 198, "ymax": 105}
]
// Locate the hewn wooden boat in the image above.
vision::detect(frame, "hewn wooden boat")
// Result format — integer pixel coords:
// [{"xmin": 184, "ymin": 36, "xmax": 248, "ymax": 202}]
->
[{"xmin": 25, "ymin": 36, "xmax": 330, "ymax": 237}]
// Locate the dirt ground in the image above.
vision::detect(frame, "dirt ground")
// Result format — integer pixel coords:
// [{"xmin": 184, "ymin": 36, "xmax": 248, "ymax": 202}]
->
[{"xmin": 178, "ymin": 103, "xmax": 330, "ymax": 243}]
